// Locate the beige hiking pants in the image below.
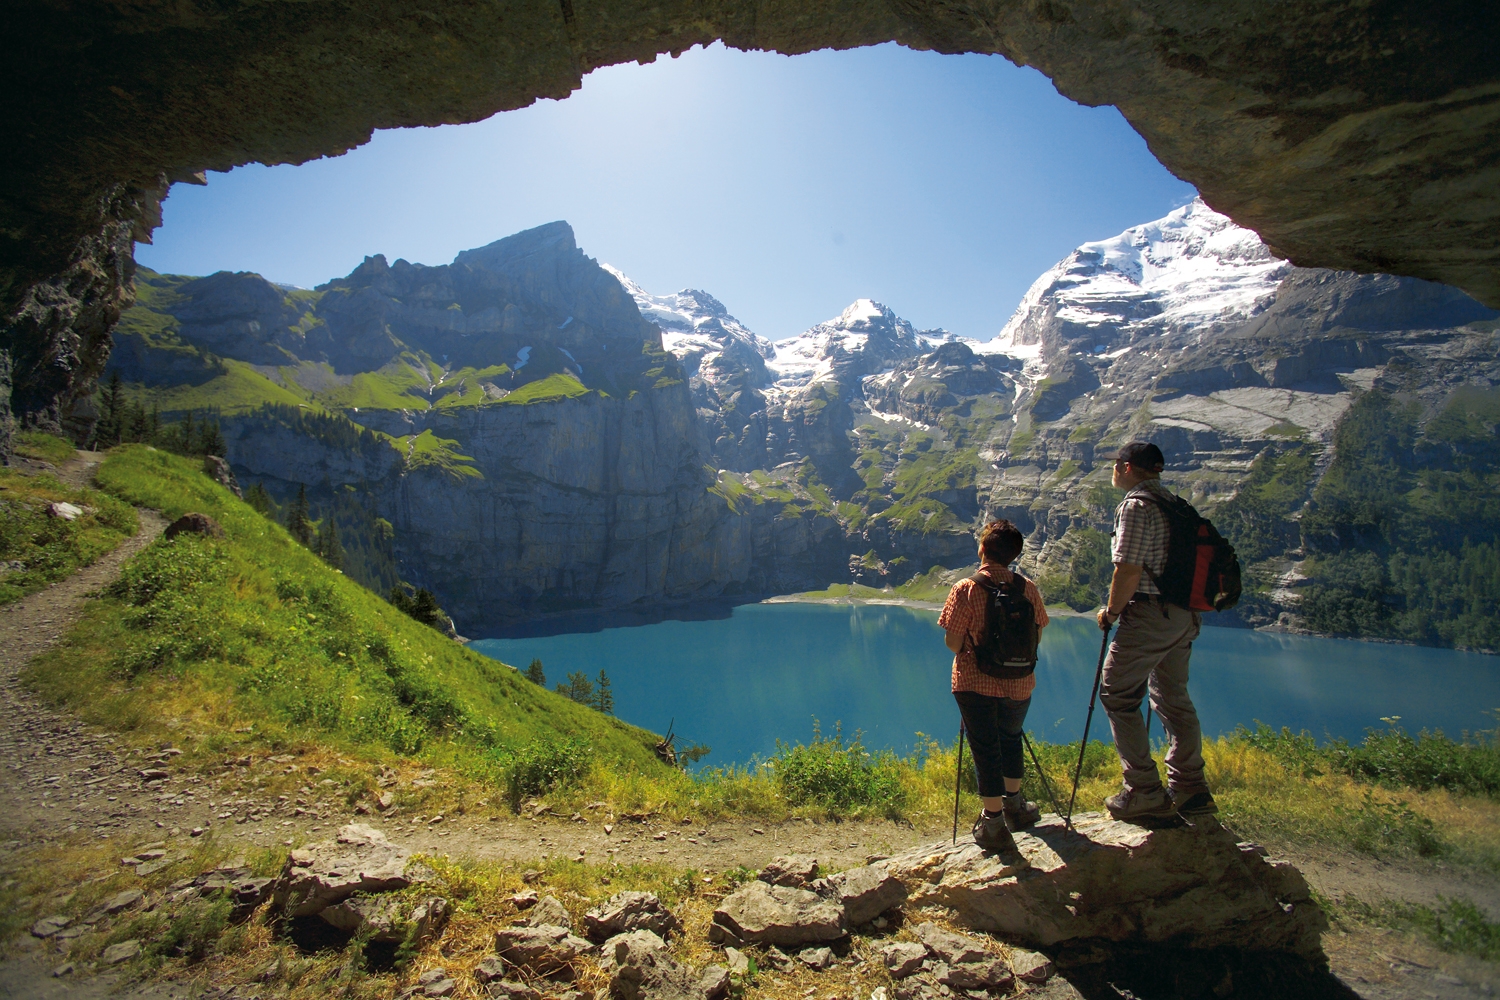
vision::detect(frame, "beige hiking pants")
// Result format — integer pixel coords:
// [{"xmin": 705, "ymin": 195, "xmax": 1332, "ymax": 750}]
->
[{"xmin": 1099, "ymin": 598, "xmax": 1209, "ymax": 795}]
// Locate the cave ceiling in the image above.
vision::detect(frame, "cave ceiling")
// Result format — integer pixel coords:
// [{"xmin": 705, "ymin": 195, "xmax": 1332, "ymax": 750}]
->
[{"xmin": 1, "ymin": 0, "xmax": 1497, "ymax": 427}]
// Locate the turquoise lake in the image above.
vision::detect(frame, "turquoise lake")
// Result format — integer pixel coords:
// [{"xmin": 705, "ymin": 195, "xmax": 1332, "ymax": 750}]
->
[{"xmin": 469, "ymin": 603, "xmax": 1500, "ymax": 768}]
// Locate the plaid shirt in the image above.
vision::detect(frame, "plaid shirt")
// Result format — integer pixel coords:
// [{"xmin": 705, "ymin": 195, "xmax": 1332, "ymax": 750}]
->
[
  {"xmin": 1113, "ymin": 478, "xmax": 1174, "ymax": 595},
  {"xmin": 939, "ymin": 566, "xmax": 1049, "ymax": 698}
]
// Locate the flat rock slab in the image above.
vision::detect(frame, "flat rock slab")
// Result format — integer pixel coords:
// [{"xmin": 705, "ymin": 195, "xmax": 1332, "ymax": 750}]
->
[
  {"xmin": 878, "ymin": 814, "xmax": 1325, "ymax": 959},
  {"xmin": 584, "ymin": 890, "xmax": 680, "ymax": 942},
  {"xmin": 494, "ymin": 923, "xmax": 595, "ymax": 977},
  {"xmin": 711, "ymin": 880, "xmax": 845, "ymax": 946},
  {"xmin": 824, "ymin": 864, "xmax": 906, "ymax": 925},
  {"xmin": 270, "ymin": 823, "xmax": 416, "ymax": 918}
]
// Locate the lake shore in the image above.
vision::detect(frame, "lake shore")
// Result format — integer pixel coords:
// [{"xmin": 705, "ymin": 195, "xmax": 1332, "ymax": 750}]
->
[{"xmin": 762, "ymin": 591, "xmax": 1096, "ymax": 618}]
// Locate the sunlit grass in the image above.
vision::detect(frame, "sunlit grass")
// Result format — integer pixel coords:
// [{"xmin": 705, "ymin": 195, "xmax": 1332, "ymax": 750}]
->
[{"xmin": 0, "ymin": 465, "xmax": 138, "ymax": 604}]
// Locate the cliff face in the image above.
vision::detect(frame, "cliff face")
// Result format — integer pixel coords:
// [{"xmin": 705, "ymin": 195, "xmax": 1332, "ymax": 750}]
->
[{"xmin": 109, "ymin": 221, "xmax": 856, "ymax": 631}]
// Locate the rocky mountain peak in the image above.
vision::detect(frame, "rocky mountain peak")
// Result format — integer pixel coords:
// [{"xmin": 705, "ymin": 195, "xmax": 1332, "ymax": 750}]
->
[
  {"xmin": 998, "ymin": 197, "xmax": 1293, "ymax": 357},
  {"xmin": 452, "ymin": 221, "xmax": 580, "ymax": 274},
  {"xmin": 766, "ymin": 299, "xmax": 937, "ymax": 391}
]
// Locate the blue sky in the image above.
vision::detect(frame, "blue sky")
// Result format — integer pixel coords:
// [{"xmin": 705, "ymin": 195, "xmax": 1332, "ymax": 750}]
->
[{"xmin": 138, "ymin": 43, "xmax": 1196, "ymax": 342}]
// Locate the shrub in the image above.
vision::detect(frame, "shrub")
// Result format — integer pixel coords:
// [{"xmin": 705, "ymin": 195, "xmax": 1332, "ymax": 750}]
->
[
  {"xmin": 1237, "ymin": 719, "xmax": 1500, "ymax": 797},
  {"xmin": 1326, "ymin": 721, "xmax": 1500, "ymax": 797},
  {"xmin": 772, "ymin": 724, "xmax": 906, "ymax": 815},
  {"xmin": 1411, "ymin": 897, "xmax": 1500, "ymax": 961},
  {"xmin": 503, "ymin": 736, "xmax": 594, "ymax": 807},
  {"xmin": 1340, "ymin": 788, "xmax": 1446, "ymax": 858}
]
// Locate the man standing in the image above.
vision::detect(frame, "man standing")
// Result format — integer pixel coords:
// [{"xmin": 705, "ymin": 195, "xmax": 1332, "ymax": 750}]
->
[{"xmin": 1094, "ymin": 442, "xmax": 1217, "ymax": 821}]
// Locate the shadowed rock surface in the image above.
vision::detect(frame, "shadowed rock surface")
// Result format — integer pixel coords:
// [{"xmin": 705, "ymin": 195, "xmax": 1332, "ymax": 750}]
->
[
  {"xmin": 878, "ymin": 815, "xmax": 1326, "ymax": 958},
  {"xmin": 3, "ymin": 0, "xmax": 1498, "ymax": 452}
]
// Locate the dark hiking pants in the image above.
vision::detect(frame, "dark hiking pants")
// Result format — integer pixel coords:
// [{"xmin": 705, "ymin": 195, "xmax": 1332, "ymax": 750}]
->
[{"xmin": 954, "ymin": 691, "xmax": 1031, "ymax": 797}]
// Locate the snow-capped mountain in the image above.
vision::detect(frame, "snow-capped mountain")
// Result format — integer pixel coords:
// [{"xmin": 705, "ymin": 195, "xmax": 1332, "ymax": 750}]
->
[
  {"xmin": 995, "ymin": 197, "xmax": 1292, "ymax": 355},
  {"xmin": 765, "ymin": 299, "xmax": 946, "ymax": 390},
  {"xmin": 603, "ymin": 265, "xmax": 775, "ymax": 388}
]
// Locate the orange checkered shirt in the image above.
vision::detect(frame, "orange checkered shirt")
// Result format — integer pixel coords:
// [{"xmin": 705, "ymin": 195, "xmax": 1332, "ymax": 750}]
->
[{"xmin": 938, "ymin": 566, "xmax": 1049, "ymax": 699}]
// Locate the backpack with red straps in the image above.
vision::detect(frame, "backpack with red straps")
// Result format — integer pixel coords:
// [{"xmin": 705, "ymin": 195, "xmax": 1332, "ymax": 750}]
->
[{"xmin": 1138, "ymin": 492, "xmax": 1243, "ymax": 612}]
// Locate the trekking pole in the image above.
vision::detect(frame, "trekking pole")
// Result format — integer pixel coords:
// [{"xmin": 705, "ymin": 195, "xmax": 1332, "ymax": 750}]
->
[
  {"xmin": 951, "ymin": 721, "xmax": 967, "ymax": 845},
  {"xmin": 1065, "ymin": 624, "xmax": 1112, "ymax": 830},
  {"xmin": 1022, "ymin": 732, "xmax": 1065, "ymax": 823}
]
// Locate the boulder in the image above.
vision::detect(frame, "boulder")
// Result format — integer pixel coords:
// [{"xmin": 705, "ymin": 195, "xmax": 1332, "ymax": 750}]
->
[
  {"xmin": 101, "ymin": 889, "xmax": 144, "ymax": 915},
  {"xmin": 914, "ymin": 923, "xmax": 989, "ymax": 966},
  {"xmin": 881, "ymin": 942, "xmax": 927, "ymax": 979},
  {"xmin": 758, "ymin": 855, "xmax": 819, "ymax": 888},
  {"xmin": 722, "ymin": 947, "xmax": 749, "ymax": 977},
  {"xmin": 937, "ymin": 958, "xmax": 1013, "ymax": 991},
  {"xmin": 321, "ymin": 893, "xmax": 450, "ymax": 944},
  {"xmin": 494, "ymin": 924, "xmax": 596, "ymax": 977},
  {"xmin": 270, "ymin": 824, "xmax": 416, "ymax": 918},
  {"xmin": 710, "ymin": 880, "xmax": 845, "ymax": 947},
  {"xmin": 877, "ymin": 815, "xmax": 1326, "ymax": 959},
  {"xmin": 796, "ymin": 946, "xmax": 836, "ymax": 971},
  {"xmin": 101, "ymin": 940, "xmax": 141, "ymax": 965},
  {"xmin": 585, "ymin": 890, "xmax": 681, "ymax": 942},
  {"xmin": 473, "ymin": 956, "xmax": 508, "ymax": 984},
  {"xmin": 30, "ymin": 915, "xmax": 69, "ymax": 938},
  {"xmin": 606, "ymin": 928, "xmax": 705, "ymax": 1000},
  {"xmin": 167, "ymin": 864, "xmax": 273, "ymax": 920},
  {"xmin": 164, "ymin": 511, "xmax": 224, "ymax": 540},
  {"xmin": 528, "ymin": 895, "xmax": 572, "ymax": 929},
  {"xmin": 203, "ymin": 455, "xmax": 242, "ymax": 497},
  {"xmin": 823, "ymin": 864, "xmax": 906, "ymax": 925},
  {"xmin": 1009, "ymin": 949, "xmax": 1053, "ymax": 984},
  {"xmin": 486, "ymin": 981, "xmax": 541, "ymax": 1000},
  {"xmin": 700, "ymin": 965, "xmax": 730, "ymax": 1000},
  {"xmin": 601, "ymin": 929, "xmax": 668, "ymax": 971},
  {"xmin": 46, "ymin": 501, "xmax": 83, "ymax": 521}
]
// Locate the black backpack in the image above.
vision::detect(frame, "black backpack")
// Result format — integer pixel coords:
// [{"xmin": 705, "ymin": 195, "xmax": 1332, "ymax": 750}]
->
[
  {"xmin": 1135, "ymin": 492, "xmax": 1243, "ymax": 612},
  {"xmin": 969, "ymin": 570, "xmax": 1040, "ymax": 679}
]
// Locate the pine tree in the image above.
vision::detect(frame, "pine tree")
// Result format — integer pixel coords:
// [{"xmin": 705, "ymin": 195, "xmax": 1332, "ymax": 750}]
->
[
  {"xmin": 148, "ymin": 403, "xmax": 161, "ymax": 442},
  {"xmin": 96, "ymin": 371, "xmax": 124, "ymax": 448},
  {"xmin": 318, "ymin": 516, "xmax": 343, "ymax": 571},
  {"xmin": 524, "ymin": 659, "xmax": 546, "ymax": 686},
  {"xmin": 557, "ymin": 671, "xmax": 594, "ymax": 706},
  {"xmin": 595, "ymin": 669, "xmax": 613, "ymax": 715},
  {"xmin": 179, "ymin": 410, "xmax": 196, "ymax": 455},
  {"xmin": 285, "ymin": 483, "xmax": 312, "ymax": 547},
  {"xmin": 126, "ymin": 400, "xmax": 149, "ymax": 443},
  {"xmin": 200, "ymin": 419, "xmax": 226, "ymax": 457},
  {"xmin": 411, "ymin": 587, "xmax": 444, "ymax": 628},
  {"xmin": 245, "ymin": 482, "xmax": 273, "ymax": 517}
]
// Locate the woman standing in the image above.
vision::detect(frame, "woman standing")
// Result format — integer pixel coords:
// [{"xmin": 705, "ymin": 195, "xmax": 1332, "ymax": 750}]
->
[{"xmin": 938, "ymin": 519, "xmax": 1050, "ymax": 855}]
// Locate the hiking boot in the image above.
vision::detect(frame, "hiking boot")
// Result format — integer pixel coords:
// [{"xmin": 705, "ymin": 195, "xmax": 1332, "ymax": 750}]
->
[
  {"xmin": 1104, "ymin": 783, "xmax": 1178, "ymax": 822},
  {"xmin": 1175, "ymin": 791, "xmax": 1219, "ymax": 817},
  {"xmin": 1001, "ymin": 791, "xmax": 1041, "ymax": 830},
  {"xmin": 971, "ymin": 810, "xmax": 1021, "ymax": 858}
]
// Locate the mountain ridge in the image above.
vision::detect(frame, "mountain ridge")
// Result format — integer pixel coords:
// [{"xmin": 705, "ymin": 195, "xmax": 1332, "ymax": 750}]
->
[{"xmin": 101, "ymin": 208, "xmax": 1500, "ymax": 647}]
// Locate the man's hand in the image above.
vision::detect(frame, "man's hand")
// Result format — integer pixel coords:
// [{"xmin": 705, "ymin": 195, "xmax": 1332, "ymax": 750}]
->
[{"xmin": 1102, "ymin": 562, "xmax": 1143, "ymax": 631}]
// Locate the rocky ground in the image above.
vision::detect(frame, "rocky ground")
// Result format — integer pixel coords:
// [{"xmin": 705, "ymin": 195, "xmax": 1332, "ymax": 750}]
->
[{"xmin": 1, "ymin": 455, "xmax": 1498, "ymax": 999}]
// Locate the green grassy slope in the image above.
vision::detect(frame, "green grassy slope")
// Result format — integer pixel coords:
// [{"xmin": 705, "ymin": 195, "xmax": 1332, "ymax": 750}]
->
[{"xmin": 24, "ymin": 446, "xmax": 662, "ymax": 774}]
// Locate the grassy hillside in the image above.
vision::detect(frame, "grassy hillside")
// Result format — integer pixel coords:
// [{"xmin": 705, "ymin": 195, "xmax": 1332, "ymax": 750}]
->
[
  {"xmin": 0, "ymin": 445, "xmax": 139, "ymax": 604},
  {"xmin": 24, "ymin": 446, "xmax": 663, "ymax": 778}
]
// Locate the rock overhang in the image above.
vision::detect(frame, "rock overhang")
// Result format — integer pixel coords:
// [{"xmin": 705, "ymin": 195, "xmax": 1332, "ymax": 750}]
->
[{"xmin": 3, "ymin": 1, "xmax": 1499, "ymax": 446}]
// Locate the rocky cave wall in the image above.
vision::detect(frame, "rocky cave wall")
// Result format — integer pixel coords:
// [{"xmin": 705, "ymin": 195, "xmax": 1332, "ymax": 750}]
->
[{"xmin": 4, "ymin": 0, "xmax": 1498, "ymax": 447}]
